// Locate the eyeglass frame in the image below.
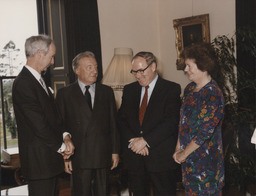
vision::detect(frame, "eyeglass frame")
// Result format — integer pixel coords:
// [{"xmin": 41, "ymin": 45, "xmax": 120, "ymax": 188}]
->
[{"xmin": 130, "ymin": 62, "xmax": 153, "ymax": 75}]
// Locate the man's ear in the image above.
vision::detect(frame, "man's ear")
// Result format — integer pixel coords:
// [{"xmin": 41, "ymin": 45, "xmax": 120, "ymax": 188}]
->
[
  {"xmin": 151, "ymin": 62, "xmax": 157, "ymax": 72},
  {"xmin": 74, "ymin": 68, "xmax": 79, "ymax": 75},
  {"xmin": 36, "ymin": 50, "xmax": 43, "ymax": 58}
]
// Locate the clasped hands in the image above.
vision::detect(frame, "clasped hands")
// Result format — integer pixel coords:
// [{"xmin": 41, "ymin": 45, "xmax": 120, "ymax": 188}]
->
[
  {"xmin": 62, "ymin": 134, "xmax": 75, "ymax": 160},
  {"xmin": 129, "ymin": 137, "xmax": 149, "ymax": 156}
]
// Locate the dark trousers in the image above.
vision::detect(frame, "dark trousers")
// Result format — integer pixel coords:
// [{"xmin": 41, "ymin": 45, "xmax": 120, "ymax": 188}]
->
[
  {"xmin": 128, "ymin": 169, "xmax": 177, "ymax": 196},
  {"xmin": 28, "ymin": 176, "xmax": 58, "ymax": 196},
  {"xmin": 72, "ymin": 168, "xmax": 109, "ymax": 196}
]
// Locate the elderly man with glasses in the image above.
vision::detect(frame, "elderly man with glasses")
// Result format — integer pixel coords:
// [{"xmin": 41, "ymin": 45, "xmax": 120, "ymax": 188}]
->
[{"xmin": 118, "ymin": 51, "xmax": 181, "ymax": 196}]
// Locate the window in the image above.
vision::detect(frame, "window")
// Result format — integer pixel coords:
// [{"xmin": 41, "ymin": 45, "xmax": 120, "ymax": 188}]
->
[{"xmin": 0, "ymin": 0, "xmax": 38, "ymax": 155}]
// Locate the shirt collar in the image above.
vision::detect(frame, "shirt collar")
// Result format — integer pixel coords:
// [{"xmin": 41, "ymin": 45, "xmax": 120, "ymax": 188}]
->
[
  {"xmin": 25, "ymin": 65, "xmax": 41, "ymax": 81},
  {"xmin": 148, "ymin": 74, "xmax": 158, "ymax": 90},
  {"xmin": 77, "ymin": 79, "xmax": 96, "ymax": 91}
]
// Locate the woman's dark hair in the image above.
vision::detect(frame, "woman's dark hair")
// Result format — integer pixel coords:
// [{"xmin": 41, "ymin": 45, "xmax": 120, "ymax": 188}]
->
[{"xmin": 180, "ymin": 43, "xmax": 219, "ymax": 78}]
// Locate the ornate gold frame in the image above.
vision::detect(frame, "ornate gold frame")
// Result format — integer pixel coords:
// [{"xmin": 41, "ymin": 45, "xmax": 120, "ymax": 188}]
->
[{"xmin": 173, "ymin": 14, "xmax": 210, "ymax": 70}]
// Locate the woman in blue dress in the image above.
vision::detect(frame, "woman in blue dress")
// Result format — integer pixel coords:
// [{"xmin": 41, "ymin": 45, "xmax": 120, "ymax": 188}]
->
[{"xmin": 173, "ymin": 43, "xmax": 225, "ymax": 195}]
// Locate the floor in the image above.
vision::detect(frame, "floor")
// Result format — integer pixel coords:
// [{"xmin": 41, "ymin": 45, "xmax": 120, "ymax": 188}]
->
[
  {"xmin": 3, "ymin": 185, "xmax": 255, "ymax": 196},
  {"xmin": 4, "ymin": 169, "xmax": 252, "ymax": 196},
  {"xmin": 58, "ymin": 175, "xmax": 186, "ymax": 196},
  {"xmin": 1, "ymin": 162, "xmax": 186, "ymax": 195}
]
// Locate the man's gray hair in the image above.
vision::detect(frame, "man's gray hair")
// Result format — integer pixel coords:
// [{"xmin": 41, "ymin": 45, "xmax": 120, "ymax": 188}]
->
[
  {"xmin": 25, "ymin": 34, "xmax": 53, "ymax": 58},
  {"xmin": 72, "ymin": 51, "xmax": 96, "ymax": 71},
  {"xmin": 132, "ymin": 51, "xmax": 157, "ymax": 67}
]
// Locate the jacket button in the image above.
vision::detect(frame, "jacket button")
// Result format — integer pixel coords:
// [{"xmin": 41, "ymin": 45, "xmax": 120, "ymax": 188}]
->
[{"xmin": 140, "ymin": 131, "xmax": 143, "ymax": 134}]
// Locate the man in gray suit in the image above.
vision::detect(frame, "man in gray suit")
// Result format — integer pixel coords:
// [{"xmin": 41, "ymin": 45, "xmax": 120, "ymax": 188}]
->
[{"xmin": 56, "ymin": 51, "xmax": 120, "ymax": 196}]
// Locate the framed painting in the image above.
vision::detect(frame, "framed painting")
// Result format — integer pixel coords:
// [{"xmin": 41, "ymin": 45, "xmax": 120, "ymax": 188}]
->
[{"xmin": 173, "ymin": 14, "xmax": 210, "ymax": 70}]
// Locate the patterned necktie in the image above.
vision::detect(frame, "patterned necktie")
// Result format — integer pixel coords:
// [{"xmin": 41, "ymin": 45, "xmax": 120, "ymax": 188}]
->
[
  {"xmin": 139, "ymin": 85, "xmax": 149, "ymax": 126},
  {"xmin": 39, "ymin": 77, "xmax": 49, "ymax": 95},
  {"xmin": 84, "ymin": 85, "xmax": 92, "ymax": 110}
]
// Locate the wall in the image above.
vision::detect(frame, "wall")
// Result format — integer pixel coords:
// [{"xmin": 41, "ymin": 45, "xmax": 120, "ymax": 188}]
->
[
  {"xmin": 97, "ymin": 0, "xmax": 235, "ymax": 92},
  {"xmin": 97, "ymin": 0, "xmax": 160, "ymax": 73}
]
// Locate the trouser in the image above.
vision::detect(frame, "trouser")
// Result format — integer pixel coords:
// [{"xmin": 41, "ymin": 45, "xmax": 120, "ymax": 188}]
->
[
  {"xmin": 128, "ymin": 169, "xmax": 177, "ymax": 196},
  {"xmin": 72, "ymin": 168, "xmax": 109, "ymax": 196},
  {"xmin": 28, "ymin": 176, "xmax": 58, "ymax": 196}
]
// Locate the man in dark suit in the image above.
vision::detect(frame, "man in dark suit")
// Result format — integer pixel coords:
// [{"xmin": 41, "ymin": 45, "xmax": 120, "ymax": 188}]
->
[
  {"xmin": 56, "ymin": 51, "xmax": 120, "ymax": 196},
  {"xmin": 12, "ymin": 35, "xmax": 74, "ymax": 196},
  {"xmin": 118, "ymin": 51, "xmax": 181, "ymax": 196}
]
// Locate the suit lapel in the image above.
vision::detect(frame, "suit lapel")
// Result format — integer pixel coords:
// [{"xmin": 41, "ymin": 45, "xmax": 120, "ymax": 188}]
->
[
  {"xmin": 22, "ymin": 67, "xmax": 54, "ymax": 102},
  {"xmin": 72, "ymin": 82, "xmax": 93, "ymax": 119},
  {"xmin": 143, "ymin": 77, "xmax": 164, "ymax": 125},
  {"xmin": 91, "ymin": 83, "xmax": 107, "ymax": 120},
  {"xmin": 86, "ymin": 83, "xmax": 104, "ymax": 134},
  {"xmin": 132, "ymin": 83, "xmax": 142, "ymax": 128},
  {"xmin": 92, "ymin": 83, "xmax": 100, "ymax": 112},
  {"xmin": 135, "ymin": 82, "xmax": 142, "ymax": 110}
]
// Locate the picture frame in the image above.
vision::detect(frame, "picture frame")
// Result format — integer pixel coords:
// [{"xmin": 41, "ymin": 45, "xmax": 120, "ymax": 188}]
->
[{"xmin": 173, "ymin": 14, "xmax": 210, "ymax": 70}]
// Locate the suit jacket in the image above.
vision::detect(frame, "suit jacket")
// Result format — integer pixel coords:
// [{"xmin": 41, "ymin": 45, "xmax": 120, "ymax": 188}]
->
[
  {"xmin": 56, "ymin": 82, "xmax": 119, "ymax": 170},
  {"xmin": 118, "ymin": 76, "xmax": 181, "ymax": 172},
  {"xmin": 12, "ymin": 67, "xmax": 64, "ymax": 180}
]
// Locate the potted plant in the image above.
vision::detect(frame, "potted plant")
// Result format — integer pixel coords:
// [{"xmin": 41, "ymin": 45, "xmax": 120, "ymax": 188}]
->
[{"xmin": 211, "ymin": 28, "xmax": 256, "ymax": 195}]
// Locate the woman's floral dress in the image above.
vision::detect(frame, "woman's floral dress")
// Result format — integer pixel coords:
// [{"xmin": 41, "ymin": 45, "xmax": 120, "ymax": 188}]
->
[{"xmin": 179, "ymin": 80, "xmax": 225, "ymax": 195}]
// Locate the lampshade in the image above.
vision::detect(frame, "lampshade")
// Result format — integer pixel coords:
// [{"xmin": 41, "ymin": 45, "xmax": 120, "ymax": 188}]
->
[{"xmin": 102, "ymin": 48, "xmax": 136, "ymax": 108}]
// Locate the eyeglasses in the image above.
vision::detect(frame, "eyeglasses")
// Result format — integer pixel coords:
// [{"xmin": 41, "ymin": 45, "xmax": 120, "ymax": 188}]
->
[{"xmin": 130, "ymin": 62, "xmax": 152, "ymax": 75}]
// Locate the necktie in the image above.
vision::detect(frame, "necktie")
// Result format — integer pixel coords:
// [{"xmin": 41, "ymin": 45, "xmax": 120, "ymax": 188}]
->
[
  {"xmin": 84, "ymin": 85, "xmax": 92, "ymax": 110},
  {"xmin": 39, "ymin": 77, "xmax": 49, "ymax": 95},
  {"xmin": 139, "ymin": 85, "xmax": 149, "ymax": 126}
]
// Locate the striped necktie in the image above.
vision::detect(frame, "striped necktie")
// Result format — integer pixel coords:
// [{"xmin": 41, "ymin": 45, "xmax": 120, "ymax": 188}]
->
[
  {"xmin": 39, "ymin": 77, "xmax": 49, "ymax": 95},
  {"xmin": 139, "ymin": 85, "xmax": 149, "ymax": 126}
]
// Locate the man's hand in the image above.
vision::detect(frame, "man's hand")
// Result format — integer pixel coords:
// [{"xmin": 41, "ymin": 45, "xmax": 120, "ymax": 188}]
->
[
  {"xmin": 111, "ymin": 154, "xmax": 119, "ymax": 170},
  {"xmin": 64, "ymin": 159, "xmax": 73, "ymax": 174},
  {"xmin": 129, "ymin": 137, "xmax": 147, "ymax": 154},
  {"xmin": 63, "ymin": 134, "xmax": 75, "ymax": 159},
  {"xmin": 137, "ymin": 146, "xmax": 149, "ymax": 156}
]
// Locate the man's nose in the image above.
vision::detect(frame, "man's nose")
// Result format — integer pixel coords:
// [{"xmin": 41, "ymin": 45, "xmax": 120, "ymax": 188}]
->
[{"xmin": 92, "ymin": 67, "xmax": 98, "ymax": 73}]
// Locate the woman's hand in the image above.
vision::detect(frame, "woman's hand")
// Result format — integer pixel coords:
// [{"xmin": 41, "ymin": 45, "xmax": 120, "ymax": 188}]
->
[
  {"xmin": 173, "ymin": 149, "xmax": 185, "ymax": 164},
  {"xmin": 175, "ymin": 150, "xmax": 187, "ymax": 164}
]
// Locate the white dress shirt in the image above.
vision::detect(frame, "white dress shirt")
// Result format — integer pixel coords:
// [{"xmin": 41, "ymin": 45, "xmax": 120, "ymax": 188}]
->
[
  {"xmin": 139, "ymin": 74, "xmax": 158, "ymax": 106},
  {"xmin": 78, "ymin": 79, "xmax": 96, "ymax": 109}
]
